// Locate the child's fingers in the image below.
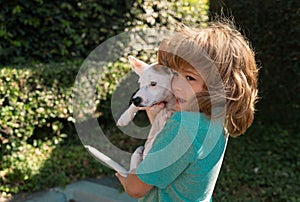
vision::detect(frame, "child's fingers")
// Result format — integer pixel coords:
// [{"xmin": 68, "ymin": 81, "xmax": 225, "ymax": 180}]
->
[
  {"xmin": 115, "ymin": 173, "xmax": 126, "ymax": 186},
  {"xmin": 145, "ymin": 102, "xmax": 165, "ymax": 123},
  {"xmin": 154, "ymin": 102, "xmax": 165, "ymax": 108},
  {"xmin": 149, "ymin": 103, "xmax": 165, "ymax": 114},
  {"xmin": 145, "ymin": 102, "xmax": 165, "ymax": 111},
  {"xmin": 157, "ymin": 102, "xmax": 165, "ymax": 108}
]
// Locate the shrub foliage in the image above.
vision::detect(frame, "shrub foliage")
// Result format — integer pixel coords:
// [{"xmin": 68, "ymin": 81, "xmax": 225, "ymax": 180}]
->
[
  {"xmin": 3, "ymin": 0, "xmax": 298, "ymax": 200},
  {"xmin": 0, "ymin": 60, "xmax": 130, "ymax": 194},
  {"xmin": 0, "ymin": 62, "xmax": 76, "ymax": 154},
  {"xmin": 0, "ymin": 0, "xmax": 210, "ymax": 195},
  {"xmin": 0, "ymin": 0, "xmax": 133, "ymax": 65},
  {"xmin": 0, "ymin": 0, "xmax": 208, "ymax": 65}
]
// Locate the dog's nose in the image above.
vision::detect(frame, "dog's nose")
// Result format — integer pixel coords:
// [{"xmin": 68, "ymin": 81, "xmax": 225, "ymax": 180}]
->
[{"xmin": 131, "ymin": 97, "xmax": 143, "ymax": 106}]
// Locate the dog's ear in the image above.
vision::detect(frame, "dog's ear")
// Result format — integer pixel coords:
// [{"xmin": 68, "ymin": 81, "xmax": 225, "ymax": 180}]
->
[{"xmin": 128, "ymin": 56, "xmax": 149, "ymax": 76}]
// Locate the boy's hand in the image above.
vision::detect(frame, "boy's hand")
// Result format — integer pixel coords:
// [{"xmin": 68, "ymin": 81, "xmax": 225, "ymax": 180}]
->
[
  {"xmin": 115, "ymin": 171, "xmax": 153, "ymax": 198},
  {"xmin": 115, "ymin": 172, "xmax": 126, "ymax": 190},
  {"xmin": 146, "ymin": 102, "xmax": 165, "ymax": 124}
]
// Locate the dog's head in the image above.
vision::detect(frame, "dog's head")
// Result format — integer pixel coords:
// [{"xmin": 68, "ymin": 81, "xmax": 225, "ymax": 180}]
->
[{"xmin": 128, "ymin": 56, "xmax": 173, "ymax": 107}]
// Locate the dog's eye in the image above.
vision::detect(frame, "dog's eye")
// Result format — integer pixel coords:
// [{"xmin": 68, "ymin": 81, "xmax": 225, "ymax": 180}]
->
[{"xmin": 150, "ymin": 81, "xmax": 157, "ymax": 86}]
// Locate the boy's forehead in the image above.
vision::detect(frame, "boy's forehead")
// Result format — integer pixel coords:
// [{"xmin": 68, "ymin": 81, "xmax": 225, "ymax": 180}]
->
[
  {"xmin": 183, "ymin": 67, "xmax": 200, "ymax": 74},
  {"xmin": 173, "ymin": 64, "xmax": 200, "ymax": 75}
]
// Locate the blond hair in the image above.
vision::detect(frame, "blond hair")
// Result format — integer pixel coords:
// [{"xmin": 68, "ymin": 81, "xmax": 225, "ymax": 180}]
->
[{"xmin": 158, "ymin": 20, "xmax": 259, "ymax": 137}]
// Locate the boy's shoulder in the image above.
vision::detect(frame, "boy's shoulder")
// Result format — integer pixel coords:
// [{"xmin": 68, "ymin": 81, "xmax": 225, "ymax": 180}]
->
[
  {"xmin": 170, "ymin": 111, "xmax": 210, "ymax": 128},
  {"xmin": 168, "ymin": 111, "xmax": 224, "ymax": 144},
  {"xmin": 166, "ymin": 112, "xmax": 210, "ymax": 142}
]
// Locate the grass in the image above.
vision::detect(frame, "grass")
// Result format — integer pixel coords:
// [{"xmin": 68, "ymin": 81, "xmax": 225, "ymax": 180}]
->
[
  {"xmin": 0, "ymin": 141, "xmax": 114, "ymax": 199},
  {"xmin": 1, "ymin": 118, "xmax": 299, "ymax": 201},
  {"xmin": 214, "ymin": 122, "xmax": 300, "ymax": 201}
]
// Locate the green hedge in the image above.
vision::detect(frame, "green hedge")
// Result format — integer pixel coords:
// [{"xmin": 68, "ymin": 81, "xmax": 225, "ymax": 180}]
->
[
  {"xmin": 0, "ymin": 60, "xmax": 132, "ymax": 155},
  {"xmin": 0, "ymin": 0, "xmax": 133, "ymax": 65},
  {"xmin": 0, "ymin": 0, "xmax": 208, "ymax": 65},
  {"xmin": 0, "ymin": 62, "xmax": 78, "ymax": 155},
  {"xmin": 0, "ymin": 60, "xmax": 131, "ymax": 195},
  {"xmin": 0, "ymin": 0, "xmax": 210, "ymax": 196},
  {"xmin": 214, "ymin": 124, "xmax": 300, "ymax": 201},
  {"xmin": 0, "ymin": 62, "xmax": 80, "ymax": 195}
]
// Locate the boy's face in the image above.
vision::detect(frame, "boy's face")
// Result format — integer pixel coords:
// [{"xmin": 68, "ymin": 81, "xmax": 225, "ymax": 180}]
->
[{"xmin": 172, "ymin": 68, "xmax": 204, "ymax": 111}]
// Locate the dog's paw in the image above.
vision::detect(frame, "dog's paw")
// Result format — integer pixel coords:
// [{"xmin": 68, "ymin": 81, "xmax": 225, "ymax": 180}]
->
[
  {"xmin": 130, "ymin": 146, "xmax": 144, "ymax": 171},
  {"xmin": 117, "ymin": 115, "xmax": 131, "ymax": 126}
]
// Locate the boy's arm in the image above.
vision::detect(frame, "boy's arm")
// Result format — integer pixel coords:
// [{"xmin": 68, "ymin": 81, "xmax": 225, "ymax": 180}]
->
[{"xmin": 115, "ymin": 170, "xmax": 153, "ymax": 198}]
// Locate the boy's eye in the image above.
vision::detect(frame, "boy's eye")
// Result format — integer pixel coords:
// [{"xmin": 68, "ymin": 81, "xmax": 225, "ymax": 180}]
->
[
  {"xmin": 186, "ymin": 75, "xmax": 195, "ymax": 81},
  {"xmin": 150, "ymin": 81, "xmax": 157, "ymax": 86}
]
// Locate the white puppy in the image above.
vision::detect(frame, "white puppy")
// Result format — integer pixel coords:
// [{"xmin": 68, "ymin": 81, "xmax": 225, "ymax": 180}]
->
[{"xmin": 117, "ymin": 56, "xmax": 176, "ymax": 170}]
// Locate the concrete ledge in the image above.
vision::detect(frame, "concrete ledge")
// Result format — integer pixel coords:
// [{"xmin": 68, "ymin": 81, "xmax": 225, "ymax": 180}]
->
[{"xmin": 12, "ymin": 180, "xmax": 137, "ymax": 202}]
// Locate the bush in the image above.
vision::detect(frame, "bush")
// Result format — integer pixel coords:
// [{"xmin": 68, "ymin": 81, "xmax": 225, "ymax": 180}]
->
[
  {"xmin": 0, "ymin": 0, "xmax": 210, "ymax": 196},
  {"xmin": 214, "ymin": 124, "xmax": 300, "ymax": 201},
  {"xmin": 0, "ymin": 0, "xmax": 209, "ymax": 65},
  {"xmin": 127, "ymin": 0, "xmax": 208, "ymax": 30},
  {"xmin": 0, "ymin": 59, "xmax": 133, "ymax": 154},
  {"xmin": 0, "ymin": 62, "xmax": 79, "ymax": 156},
  {"xmin": 0, "ymin": 0, "xmax": 133, "ymax": 65},
  {"xmin": 0, "ymin": 60, "xmax": 131, "ymax": 195},
  {"xmin": 1, "ymin": 143, "xmax": 113, "ymax": 195}
]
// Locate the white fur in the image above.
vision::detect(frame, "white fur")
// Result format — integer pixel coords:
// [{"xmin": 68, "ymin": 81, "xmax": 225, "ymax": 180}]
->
[{"xmin": 117, "ymin": 56, "xmax": 176, "ymax": 170}]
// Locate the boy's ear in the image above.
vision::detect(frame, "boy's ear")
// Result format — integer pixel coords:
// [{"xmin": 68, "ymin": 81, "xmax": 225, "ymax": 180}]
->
[{"xmin": 128, "ymin": 56, "xmax": 149, "ymax": 76}]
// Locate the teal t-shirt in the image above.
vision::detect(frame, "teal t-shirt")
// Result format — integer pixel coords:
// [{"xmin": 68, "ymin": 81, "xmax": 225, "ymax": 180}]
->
[{"xmin": 136, "ymin": 111, "xmax": 228, "ymax": 202}]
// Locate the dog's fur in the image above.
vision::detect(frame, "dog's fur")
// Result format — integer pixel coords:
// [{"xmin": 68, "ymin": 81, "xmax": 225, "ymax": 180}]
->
[{"xmin": 117, "ymin": 56, "xmax": 176, "ymax": 170}]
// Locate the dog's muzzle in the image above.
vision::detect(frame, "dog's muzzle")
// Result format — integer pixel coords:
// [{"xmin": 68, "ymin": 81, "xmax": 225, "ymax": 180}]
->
[{"xmin": 131, "ymin": 97, "xmax": 143, "ymax": 107}]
